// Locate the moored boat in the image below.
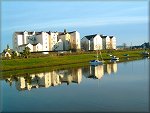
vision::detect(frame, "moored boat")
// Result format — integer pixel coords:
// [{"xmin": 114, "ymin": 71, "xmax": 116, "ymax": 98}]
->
[
  {"xmin": 89, "ymin": 60, "xmax": 104, "ymax": 65},
  {"xmin": 111, "ymin": 56, "xmax": 119, "ymax": 61}
]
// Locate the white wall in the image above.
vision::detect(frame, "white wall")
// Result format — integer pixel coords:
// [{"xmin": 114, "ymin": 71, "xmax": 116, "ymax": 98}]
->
[
  {"xmin": 70, "ymin": 31, "xmax": 81, "ymax": 50},
  {"xmin": 49, "ymin": 32, "xmax": 58, "ymax": 51},
  {"xmin": 93, "ymin": 35, "xmax": 102, "ymax": 50},
  {"xmin": 106, "ymin": 36, "xmax": 110, "ymax": 49},
  {"xmin": 36, "ymin": 32, "xmax": 49, "ymax": 51},
  {"xmin": 110, "ymin": 37, "xmax": 116, "ymax": 49},
  {"xmin": 13, "ymin": 33, "xmax": 23, "ymax": 51},
  {"xmin": 42, "ymin": 32, "xmax": 49, "ymax": 51},
  {"xmin": 33, "ymin": 43, "xmax": 43, "ymax": 52}
]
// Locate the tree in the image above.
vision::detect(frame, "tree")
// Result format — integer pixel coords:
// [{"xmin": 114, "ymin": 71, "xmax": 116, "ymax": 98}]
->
[
  {"xmin": 23, "ymin": 47, "xmax": 31, "ymax": 58},
  {"xmin": 12, "ymin": 51, "xmax": 18, "ymax": 59}
]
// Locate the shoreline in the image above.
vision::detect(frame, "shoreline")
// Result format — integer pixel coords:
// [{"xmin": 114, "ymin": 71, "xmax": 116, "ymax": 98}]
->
[
  {"xmin": 1, "ymin": 56, "xmax": 148, "ymax": 77},
  {"xmin": 0, "ymin": 50, "xmax": 149, "ymax": 72}
]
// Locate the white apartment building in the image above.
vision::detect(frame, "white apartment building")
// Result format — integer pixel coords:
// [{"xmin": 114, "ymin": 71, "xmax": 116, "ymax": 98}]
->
[
  {"xmin": 81, "ymin": 34, "xmax": 102, "ymax": 51},
  {"xmin": 110, "ymin": 36, "xmax": 116, "ymax": 49},
  {"xmin": 81, "ymin": 34, "xmax": 116, "ymax": 51},
  {"xmin": 58, "ymin": 32, "xmax": 71, "ymax": 51},
  {"xmin": 69, "ymin": 31, "xmax": 81, "ymax": 50},
  {"xmin": 13, "ymin": 30, "xmax": 81, "ymax": 53},
  {"xmin": 48, "ymin": 32, "xmax": 59, "ymax": 51},
  {"xmin": 35, "ymin": 32, "xmax": 49, "ymax": 51}
]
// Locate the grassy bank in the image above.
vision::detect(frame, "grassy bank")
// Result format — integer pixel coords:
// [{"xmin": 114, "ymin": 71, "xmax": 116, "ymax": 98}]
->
[{"xmin": 0, "ymin": 49, "xmax": 149, "ymax": 71}]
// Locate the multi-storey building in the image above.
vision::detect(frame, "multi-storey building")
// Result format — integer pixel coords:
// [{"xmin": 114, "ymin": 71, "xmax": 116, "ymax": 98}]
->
[
  {"xmin": 69, "ymin": 31, "xmax": 81, "ymax": 50},
  {"xmin": 110, "ymin": 36, "xmax": 116, "ymax": 49},
  {"xmin": 58, "ymin": 32, "xmax": 71, "ymax": 51},
  {"xmin": 13, "ymin": 30, "xmax": 81, "ymax": 53},
  {"xmin": 81, "ymin": 34, "xmax": 116, "ymax": 51},
  {"xmin": 48, "ymin": 32, "xmax": 59, "ymax": 51},
  {"xmin": 81, "ymin": 34, "xmax": 103, "ymax": 51}
]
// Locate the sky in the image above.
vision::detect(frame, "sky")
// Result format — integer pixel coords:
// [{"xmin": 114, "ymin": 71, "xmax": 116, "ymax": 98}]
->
[{"xmin": 1, "ymin": 1, "xmax": 149, "ymax": 52}]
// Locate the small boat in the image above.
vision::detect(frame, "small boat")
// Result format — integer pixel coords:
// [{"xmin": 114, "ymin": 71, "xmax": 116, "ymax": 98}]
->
[
  {"xmin": 111, "ymin": 56, "xmax": 119, "ymax": 61},
  {"xmin": 89, "ymin": 60, "xmax": 103, "ymax": 65},
  {"xmin": 89, "ymin": 50, "xmax": 104, "ymax": 65}
]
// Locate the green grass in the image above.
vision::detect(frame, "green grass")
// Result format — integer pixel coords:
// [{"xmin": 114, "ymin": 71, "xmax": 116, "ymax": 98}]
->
[{"xmin": 0, "ymin": 49, "xmax": 149, "ymax": 71}]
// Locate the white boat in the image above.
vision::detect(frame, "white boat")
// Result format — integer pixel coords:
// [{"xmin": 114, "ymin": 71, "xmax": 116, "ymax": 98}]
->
[
  {"xmin": 89, "ymin": 50, "xmax": 104, "ymax": 65},
  {"xmin": 111, "ymin": 56, "xmax": 119, "ymax": 61}
]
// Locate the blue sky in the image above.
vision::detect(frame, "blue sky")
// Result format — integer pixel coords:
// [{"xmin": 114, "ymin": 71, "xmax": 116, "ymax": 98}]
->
[{"xmin": 1, "ymin": 1, "xmax": 149, "ymax": 52}]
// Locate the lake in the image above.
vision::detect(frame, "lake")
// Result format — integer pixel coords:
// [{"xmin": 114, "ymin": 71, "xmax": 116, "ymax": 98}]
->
[{"xmin": 0, "ymin": 58, "xmax": 149, "ymax": 112}]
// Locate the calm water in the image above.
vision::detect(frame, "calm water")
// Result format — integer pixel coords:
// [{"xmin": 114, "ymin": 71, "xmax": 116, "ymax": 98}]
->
[{"xmin": 0, "ymin": 59, "xmax": 149, "ymax": 112}]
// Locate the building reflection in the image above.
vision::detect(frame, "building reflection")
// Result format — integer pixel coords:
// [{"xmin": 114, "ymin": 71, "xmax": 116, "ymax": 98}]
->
[
  {"xmin": 4, "ymin": 63, "xmax": 117, "ymax": 91},
  {"xmin": 14, "ymin": 68, "xmax": 82, "ymax": 91},
  {"xmin": 106, "ymin": 62, "xmax": 117, "ymax": 74},
  {"xmin": 84, "ymin": 65, "xmax": 104, "ymax": 79}
]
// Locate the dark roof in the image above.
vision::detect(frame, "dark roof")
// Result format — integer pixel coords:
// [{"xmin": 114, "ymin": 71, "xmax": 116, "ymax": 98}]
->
[
  {"xmin": 28, "ymin": 32, "xmax": 34, "ymax": 35},
  {"xmin": 35, "ymin": 32, "xmax": 42, "ymax": 35},
  {"xmin": 15, "ymin": 32, "xmax": 24, "ymax": 35},
  {"xmin": 109, "ymin": 36, "xmax": 114, "ymax": 38},
  {"xmin": 84, "ymin": 34, "xmax": 97, "ymax": 40},
  {"xmin": 18, "ymin": 43, "xmax": 30, "ymax": 47},
  {"xmin": 68, "ymin": 31, "xmax": 76, "ymax": 34},
  {"xmin": 100, "ymin": 35, "xmax": 107, "ymax": 38},
  {"xmin": 58, "ymin": 32, "xmax": 66, "ymax": 35}
]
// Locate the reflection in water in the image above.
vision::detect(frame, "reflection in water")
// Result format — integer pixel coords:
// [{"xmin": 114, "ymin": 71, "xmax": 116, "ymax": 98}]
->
[{"xmin": 4, "ymin": 63, "xmax": 117, "ymax": 91}]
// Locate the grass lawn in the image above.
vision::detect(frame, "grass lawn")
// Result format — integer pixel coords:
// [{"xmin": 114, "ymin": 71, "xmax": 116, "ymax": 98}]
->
[{"xmin": 0, "ymin": 49, "xmax": 148, "ymax": 71}]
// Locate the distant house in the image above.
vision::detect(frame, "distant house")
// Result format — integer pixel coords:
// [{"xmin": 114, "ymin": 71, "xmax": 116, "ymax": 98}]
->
[
  {"xmin": 32, "ymin": 43, "xmax": 43, "ymax": 52},
  {"xmin": 2, "ymin": 48, "xmax": 13, "ymax": 59},
  {"xmin": 18, "ymin": 43, "xmax": 33, "ymax": 52},
  {"xmin": 4, "ymin": 51, "xmax": 12, "ymax": 58},
  {"xmin": 81, "ymin": 34, "xmax": 102, "ymax": 51}
]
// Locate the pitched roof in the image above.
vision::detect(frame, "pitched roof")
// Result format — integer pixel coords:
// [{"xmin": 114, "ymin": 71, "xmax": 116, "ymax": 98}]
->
[
  {"xmin": 35, "ymin": 32, "xmax": 42, "ymax": 35},
  {"xmin": 109, "ymin": 36, "xmax": 114, "ymax": 38},
  {"xmin": 68, "ymin": 31, "xmax": 76, "ymax": 34},
  {"xmin": 15, "ymin": 32, "xmax": 24, "ymax": 35},
  {"xmin": 18, "ymin": 43, "xmax": 31, "ymax": 47},
  {"xmin": 84, "ymin": 34, "xmax": 97, "ymax": 40},
  {"xmin": 100, "ymin": 35, "xmax": 107, "ymax": 38}
]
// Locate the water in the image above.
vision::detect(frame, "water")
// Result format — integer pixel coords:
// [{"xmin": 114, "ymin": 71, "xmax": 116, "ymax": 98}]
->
[{"xmin": 0, "ymin": 59, "xmax": 149, "ymax": 112}]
